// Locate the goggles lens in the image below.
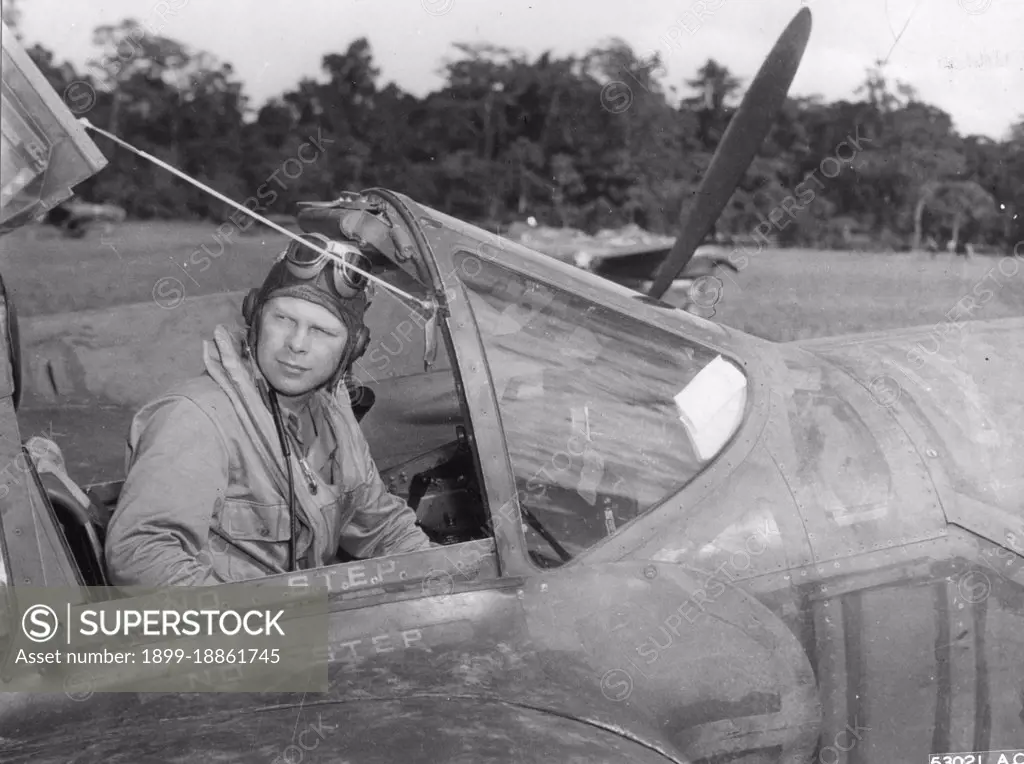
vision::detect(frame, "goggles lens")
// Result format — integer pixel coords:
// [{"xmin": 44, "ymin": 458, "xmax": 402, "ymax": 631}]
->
[{"xmin": 285, "ymin": 232, "xmax": 328, "ymax": 265}]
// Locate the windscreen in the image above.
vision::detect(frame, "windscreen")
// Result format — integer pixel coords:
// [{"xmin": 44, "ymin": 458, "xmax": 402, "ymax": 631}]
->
[
  {"xmin": 0, "ymin": 21, "xmax": 107, "ymax": 233},
  {"xmin": 453, "ymin": 251, "xmax": 748, "ymax": 567}
]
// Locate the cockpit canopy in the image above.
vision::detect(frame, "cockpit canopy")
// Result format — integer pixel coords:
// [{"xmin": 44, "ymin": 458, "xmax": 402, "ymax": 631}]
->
[{"xmin": 329, "ymin": 195, "xmax": 752, "ymax": 565}]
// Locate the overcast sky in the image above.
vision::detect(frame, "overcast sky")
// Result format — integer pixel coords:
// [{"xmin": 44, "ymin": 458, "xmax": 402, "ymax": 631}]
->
[{"xmin": 12, "ymin": 0, "xmax": 1024, "ymax": 141}]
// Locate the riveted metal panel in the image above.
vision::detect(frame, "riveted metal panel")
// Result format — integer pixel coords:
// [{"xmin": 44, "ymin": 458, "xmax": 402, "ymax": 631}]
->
[
  {"xmin": 800, "ymin": 320, "xmax": 1024, "ymax": 562},
  {"xmin": 766, "ymin": 347, "xmax": 946, "ymax": 567}
]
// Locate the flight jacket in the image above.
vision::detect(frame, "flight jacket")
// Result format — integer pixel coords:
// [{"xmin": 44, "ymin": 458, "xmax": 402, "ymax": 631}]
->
[{"xmin": 104, "ymin": 324, "xmax": 433, "ymax": 587}]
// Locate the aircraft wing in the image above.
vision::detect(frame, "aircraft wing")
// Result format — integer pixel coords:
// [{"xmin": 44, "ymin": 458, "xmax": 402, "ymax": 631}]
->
[
  {"xmin": 502, "ymin": 222, "xmax": 673, "ymax": 266},
  {"xmin": 501, "ymin": 223, "xmax": 735, "ymax": 285},
  {"xmin": 0, "ymin": 694, "xmax": 678, "ymax": 763}
]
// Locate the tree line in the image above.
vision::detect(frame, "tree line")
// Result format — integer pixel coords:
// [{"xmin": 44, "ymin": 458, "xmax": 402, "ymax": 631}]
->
[{"xmin": 10, "ymin": 15, "xmax": 1024, "ymax": 252}]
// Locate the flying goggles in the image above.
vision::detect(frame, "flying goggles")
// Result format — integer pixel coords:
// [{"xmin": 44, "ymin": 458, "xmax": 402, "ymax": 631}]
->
[{"xmin": 279, "ymin": 232, "xmax": 375, "ymax": 303}]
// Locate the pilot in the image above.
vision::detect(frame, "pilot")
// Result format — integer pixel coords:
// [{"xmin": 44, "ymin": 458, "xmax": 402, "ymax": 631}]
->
[{"xmin": 104, "ymin": 233, "xmax": 435, "ymax": 587}]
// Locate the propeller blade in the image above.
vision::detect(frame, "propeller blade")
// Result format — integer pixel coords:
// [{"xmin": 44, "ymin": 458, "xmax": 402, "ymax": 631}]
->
[{"xmin": 648, "ymin": 7, "xmax": 813, "ymax": 300}]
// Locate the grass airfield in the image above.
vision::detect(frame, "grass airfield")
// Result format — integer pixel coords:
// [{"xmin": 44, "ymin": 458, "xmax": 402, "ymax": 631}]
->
[
  {"xmin": 5, "ymin": 221, "xmax": 1022, "ymax": 338},
  {"xmin": 1, "ymin": 219, "xmax": 1022, "ymax": 484}
]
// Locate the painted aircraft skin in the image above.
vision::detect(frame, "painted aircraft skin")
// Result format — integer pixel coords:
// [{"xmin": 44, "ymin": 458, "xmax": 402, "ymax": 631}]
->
[{"xmin": 2, "ymin": 8, "xmax": 1024, "ymax": 763}]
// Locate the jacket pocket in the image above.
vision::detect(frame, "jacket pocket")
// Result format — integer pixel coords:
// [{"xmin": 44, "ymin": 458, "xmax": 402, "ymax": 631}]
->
[{"xmin": 218, "ymin": 499, "xmax": 291, "ymax": 542}]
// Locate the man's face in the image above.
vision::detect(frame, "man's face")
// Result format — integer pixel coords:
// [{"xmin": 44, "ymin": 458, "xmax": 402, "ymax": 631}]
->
[{"xmin": 257, "ymin": 296, "xmax": 349, "ymax": 396}]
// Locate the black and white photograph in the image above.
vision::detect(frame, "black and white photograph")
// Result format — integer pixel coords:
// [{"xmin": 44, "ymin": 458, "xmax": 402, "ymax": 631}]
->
[{"xmin": 0, "ymin": 0, "xmax": 1022, "ymax": 761}]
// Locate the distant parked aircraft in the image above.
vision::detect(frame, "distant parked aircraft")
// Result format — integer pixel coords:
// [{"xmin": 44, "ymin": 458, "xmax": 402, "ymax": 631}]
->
[{"xmin": 44, "ymin": 199, "xmax": 126, "ymax": 238}]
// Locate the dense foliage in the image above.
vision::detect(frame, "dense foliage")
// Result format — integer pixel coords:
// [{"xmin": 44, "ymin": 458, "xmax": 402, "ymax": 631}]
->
[{"xmin": 12, "ymin": 16, "xmax": 1024, "ymax": 251}]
